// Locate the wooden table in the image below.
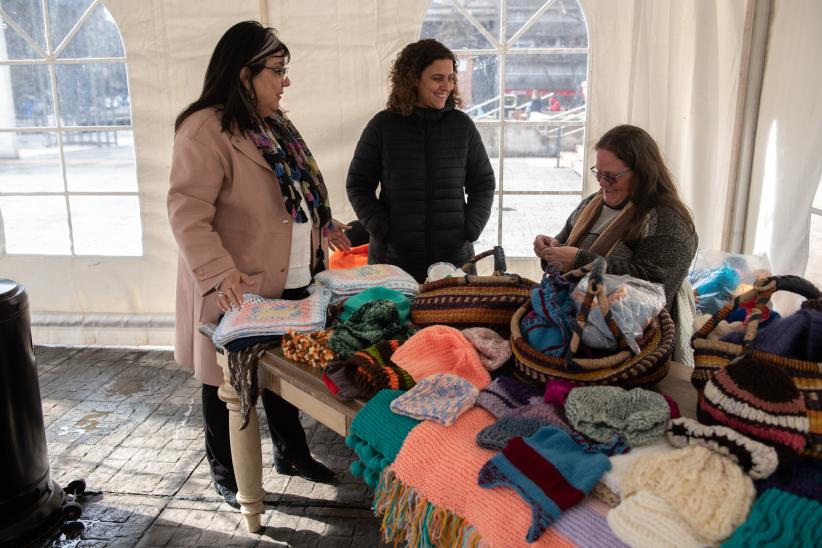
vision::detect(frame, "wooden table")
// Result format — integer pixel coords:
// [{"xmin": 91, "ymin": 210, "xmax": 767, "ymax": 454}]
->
[{"xmin": 202, "ymin": 324, "xmax": 697, "ymax": 533}]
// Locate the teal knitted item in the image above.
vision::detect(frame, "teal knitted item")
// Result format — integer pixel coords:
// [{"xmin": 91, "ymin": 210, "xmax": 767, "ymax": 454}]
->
[
  {"xmin": 565, "ymin": 386, "xmax": 670, "ymax": 447},
  {"xmin": 329, "ymin": 300, "xmax": 413, "ymax": 358},
  {"xmin": 339, "ymin": 286, "xmax": 411, "ymax": 323},
  {"xmin": 345, "ymin": 389, "xmax": 420, "ymax": 488},
  {"xmin": 722, "ymin": 489, "xmax": 822, "ymax": 548}
]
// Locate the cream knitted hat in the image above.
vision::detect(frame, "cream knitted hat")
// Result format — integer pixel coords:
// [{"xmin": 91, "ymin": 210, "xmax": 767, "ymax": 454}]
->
[
  {"xmin": 621, "ymin": 445, "xmax": 755, "ymax": 544},
  {"xmin": 607, "ymin": 490, "xmax": 709, "ymax": 548}
]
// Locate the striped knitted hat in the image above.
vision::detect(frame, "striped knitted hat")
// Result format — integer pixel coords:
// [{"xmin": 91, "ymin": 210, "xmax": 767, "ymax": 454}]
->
[
  {"xmin": 477, "ymin": 426, "xmax": 611, "ymax": 542},
  {"xmin": 697, "ymin": 357, "xmax": 809, "ymax": 460},
  {"xmin": 351, "ymin": 340, "xmax": 415, "ymax": 395},
  {"xmin": 667, "ymin": 417, "xmax": 778, "ymax": 479}
]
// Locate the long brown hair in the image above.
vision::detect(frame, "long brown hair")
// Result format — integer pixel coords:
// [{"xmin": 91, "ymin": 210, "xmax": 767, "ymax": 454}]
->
[
  {"xmin": 386, "ymin": 39, "xmax": 463, "ymax": 116},
  {"xmin": 595, "ymin": 125, "xmax": 695, "ymax": 241}
]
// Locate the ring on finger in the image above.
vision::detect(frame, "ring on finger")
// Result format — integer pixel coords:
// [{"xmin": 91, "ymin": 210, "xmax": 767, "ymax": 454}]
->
[{"xmin": 217, "ymin": 290, "xmax": 226, "ymax": 297}]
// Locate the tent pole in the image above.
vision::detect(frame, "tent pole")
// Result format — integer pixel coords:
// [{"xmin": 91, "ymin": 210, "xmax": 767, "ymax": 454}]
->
[
  {"xmin": 726, "ymin": 0, "xmax": 772, "ymax": 253},
  {"xmin": 259, "ymin": 0, "xmax": 268, "ymax": 25}
]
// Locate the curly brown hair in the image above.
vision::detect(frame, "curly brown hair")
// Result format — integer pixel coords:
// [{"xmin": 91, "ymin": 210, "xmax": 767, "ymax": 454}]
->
[{"xmin": 387, "ymin": 39, "xmax": 463, "ymax": 116}]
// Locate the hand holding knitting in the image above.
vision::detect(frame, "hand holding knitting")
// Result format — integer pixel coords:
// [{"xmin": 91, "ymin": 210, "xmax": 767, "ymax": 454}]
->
[
  {"xmin": 533, "ymin": 234, "xmax": 560, "ymax": 256},
  {"xmin": 539, "ymin": 245, "xmax": 579, "ymax": 272},
  {"xmin": 217, "ymin": 270, "xmax": 255, "ymax": 311}
]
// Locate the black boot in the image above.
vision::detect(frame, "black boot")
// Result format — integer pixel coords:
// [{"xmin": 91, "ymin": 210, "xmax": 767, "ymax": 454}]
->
[{"xmin": 274, "ymin": 454, "xmax": 337, "ymax": 484}]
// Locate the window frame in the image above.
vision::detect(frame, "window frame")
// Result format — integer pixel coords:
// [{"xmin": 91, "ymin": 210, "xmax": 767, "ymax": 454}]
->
[
  {"xmin": 421, "ymin": 0, "xmax": 590, "ymax": 253},
  {"xmin": 0, "ymin": 0, "xmax": 140, "ymax": 256}
]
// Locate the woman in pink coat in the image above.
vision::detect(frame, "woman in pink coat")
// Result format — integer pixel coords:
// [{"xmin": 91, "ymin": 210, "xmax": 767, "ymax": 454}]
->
[{"xmin": 168, "ymin": 21, "xmax": 349, "ymax": 506}]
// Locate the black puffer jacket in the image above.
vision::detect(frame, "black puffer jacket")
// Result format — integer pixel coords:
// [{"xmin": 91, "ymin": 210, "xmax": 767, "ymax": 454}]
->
[{"xmin": 346, "ymin": 104, "xmax": 495, "ymax": 282}]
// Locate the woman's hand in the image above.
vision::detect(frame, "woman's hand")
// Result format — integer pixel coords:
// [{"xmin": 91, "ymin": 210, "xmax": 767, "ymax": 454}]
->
[
  {"xmin": 326, "ymin": 219, "xmax": 352, "ymax": 252},
  {"xmin": 539, "ymin": 245, "xmax": 579, "ymax": 272},
  {"xmin": 216, "ymin": 270, "xmax": 255, "ymax": 311},
  {"xmin": 533, "ymin": 234, "xmax": 561, "ymax": 256}
]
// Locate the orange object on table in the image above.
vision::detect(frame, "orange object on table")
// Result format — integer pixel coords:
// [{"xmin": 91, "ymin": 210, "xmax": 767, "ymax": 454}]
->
[{"xmin": 330, "ymin": 244, "xmax": 369, "ymax": 269}]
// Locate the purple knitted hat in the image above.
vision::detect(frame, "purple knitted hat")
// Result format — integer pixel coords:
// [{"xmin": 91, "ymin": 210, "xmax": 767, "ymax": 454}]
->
[
  {"xmin": 476, "ymin": 376, "xmax": 542, "ymax": 418},
  {"xmin": 389, "ymin": 374, "xmax": 478, "ymax": 426}
]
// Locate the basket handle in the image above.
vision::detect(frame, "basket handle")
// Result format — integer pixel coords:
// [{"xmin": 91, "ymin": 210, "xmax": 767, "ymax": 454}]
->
[
  {"xmin": 564, "ymin": 257, "xmax": 634, "ymax": 364},
  {"xmin": 692, "ymin": 274, "xmax": 822, "ymax": 353},
  {"xmin": 460, "ymin": 246, "xmax": 508, "ymax": 275}
]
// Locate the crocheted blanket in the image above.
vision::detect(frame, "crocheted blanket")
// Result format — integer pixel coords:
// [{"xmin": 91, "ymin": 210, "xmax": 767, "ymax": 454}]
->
[
  {"xmin": 374, "ymin": 407, "xmax": 625, "ymax": 547},
  {"xmin": 345, "ymin": 389, "xmax": 420, "ymax": 488},
  {"xmin": 212, "ymin": 287, "xmax": 331, "ymax": 347},
  {"xmin": 315, "ymin": 264, "xmax": 419, "ymax": 303}
]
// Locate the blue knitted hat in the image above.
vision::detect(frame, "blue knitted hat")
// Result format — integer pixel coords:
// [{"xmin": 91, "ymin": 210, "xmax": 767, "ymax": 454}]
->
[{"xmin": 477, "ymin": 426, "xmax": 611, "ymax": 542}]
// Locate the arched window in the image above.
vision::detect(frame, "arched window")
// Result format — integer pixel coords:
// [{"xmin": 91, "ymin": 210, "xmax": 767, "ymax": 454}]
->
[
  {"xmin": 0, "ymin": 0, "xmax": 141, "ymax": 256},
  {"xmin": 420, "ymin": 0, "xmax": 588, "ymax": 257}
]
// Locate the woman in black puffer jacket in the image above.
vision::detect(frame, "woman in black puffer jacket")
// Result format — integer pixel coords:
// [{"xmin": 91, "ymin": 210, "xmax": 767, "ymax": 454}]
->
[{"xmin": 346, "ymin": 39, "xmax": 496, "ymax": 282}]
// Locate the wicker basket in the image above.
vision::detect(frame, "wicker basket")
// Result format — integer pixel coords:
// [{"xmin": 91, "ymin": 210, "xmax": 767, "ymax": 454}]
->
[
  {"xmin": 691, "ymin": 275, "xmax": 822, "ymax": 459},
  {"xmin": 510, "ymin": 257, "xmax": 674, "ymax": 387},
  {"xmin": 410, "ymin": 247, "xmax": 537, "ymax": 337}
]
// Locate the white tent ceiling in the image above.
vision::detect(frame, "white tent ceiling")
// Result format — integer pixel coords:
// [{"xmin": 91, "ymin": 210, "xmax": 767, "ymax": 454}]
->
[{"xmin": 1, "ymin": 0, "xmax": 820, "ymax": 345}]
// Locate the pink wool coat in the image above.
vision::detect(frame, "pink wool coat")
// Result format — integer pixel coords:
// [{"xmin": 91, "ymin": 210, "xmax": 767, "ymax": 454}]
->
[{"xmin": 168, "ymin": 107, "xmax": 326, "ymax": 386}]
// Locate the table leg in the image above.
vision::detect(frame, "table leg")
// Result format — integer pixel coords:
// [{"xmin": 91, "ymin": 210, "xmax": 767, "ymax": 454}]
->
[{"xmin": 217, "ymin": 380, "xmax": 265, "ymax": 532}]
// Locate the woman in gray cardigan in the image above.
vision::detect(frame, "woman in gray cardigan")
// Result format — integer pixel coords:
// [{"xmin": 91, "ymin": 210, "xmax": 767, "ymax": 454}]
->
[{"xmin": 533, "ymin": 124, "xmax": 697, "ymax": 311}]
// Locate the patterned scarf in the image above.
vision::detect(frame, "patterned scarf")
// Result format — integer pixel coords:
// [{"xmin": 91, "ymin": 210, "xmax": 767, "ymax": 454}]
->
[{"xmin": 249, "ymin": 111, "xmax": 331, "ymax": 228}]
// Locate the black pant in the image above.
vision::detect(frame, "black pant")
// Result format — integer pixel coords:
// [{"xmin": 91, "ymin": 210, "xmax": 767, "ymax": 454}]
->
[
  {"xmin": 202, "ymin": 385, "xmax": 310, "ymax": 491},
  {"xmin": 202, "ymin": 285, "xmax": 311, "ymax": 491}
]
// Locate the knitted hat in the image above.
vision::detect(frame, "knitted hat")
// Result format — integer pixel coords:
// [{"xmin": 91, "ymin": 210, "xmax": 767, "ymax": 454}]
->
[
  {"xmin": 328, "ymin": 300, "xmax": 410, "ymax": 358},
  {"xmin": 622, "ymin": 445, "xmax": 755, "ymax": 544},
  {"xmin": 476, "ymin": 402, "xmax": 571, "ymax": 450},
  {"xmin": 338, "ymin": 286, "xmax": 411, "ymax": 323},
  {"xmin": 475, "ymin": 376, "xmax": 542, "ymax": 418},
  {"xmin": 350, "ymin": 340, "xmax": 415, "ymax": 396},
  {"xmin": 667, "ymin": 417, "xmax": 778, "ymax": 479},
  {"xmin": 323, "ymin": 360, "xmax": 371, "ymax": 400},
  {"xmin": 607, "ymin": 490, "xmax": 709, "ymax": 548},
  {"xmin": 389, "ymin": 374, "xmax": 478, "ymax": 426},
  {"xmin": 662, "ymin": 393, "xmax": 681, "ymax": 419},
  {"xmin": 755, "ymin": 456, "xmax": 822, "ymax": 502},
  {"xmin": 565, "ymin": 386, "xmax": 670, "ymax": 447},
  {"xmin": 723, "ymin": 488, "xmax": 822, "ymax": 548},
  {"xmin": 697, "ymin": 357, "xmax": 809, "ymax": 460},
  {"xmin": 391, "ymin": 325, "xmax": 491, "ymax": 389},
  {"xmin": 477, "ymin": 426, "xmax": 611, "ymax": 542},
  {"xmin": 543, "ymin": 378, "xmax": 576, "ymax": 407},
  {"xmin": 461, "ymin": 327, "xmax": 511, "ymax": 371}
]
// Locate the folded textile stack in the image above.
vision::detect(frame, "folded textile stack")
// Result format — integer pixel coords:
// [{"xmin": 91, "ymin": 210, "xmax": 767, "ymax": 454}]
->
[
  {"xmin": 212, "ymin": 288, "xmax": 331, "ymax": 347},
  {"xmin": 328, "ymin": 300, "xmax": 415, "ymax": 358},
  {"xmin": 323, "ymin": 340, "xmax": 414, "ymax": 400},
  {"xmin": 315, "ymin": 264, "xmax": 419, "ymax": 304},
  {"xmin": 345, "ymin": 389, "xmax": 420, "ymax": 488}
]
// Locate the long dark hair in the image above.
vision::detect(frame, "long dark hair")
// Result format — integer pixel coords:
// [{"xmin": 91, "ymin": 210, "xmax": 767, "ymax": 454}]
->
[
  {"xmin": 387, "ymin": 38, "xmax": 463, "ymax": 116},
  {"xmin": 595, "ymin": 125, "xmax": 695, "ymax": 241},
  {"xmin": 174, "ymin": 21, "xmax": 290, "ymax": 134}
]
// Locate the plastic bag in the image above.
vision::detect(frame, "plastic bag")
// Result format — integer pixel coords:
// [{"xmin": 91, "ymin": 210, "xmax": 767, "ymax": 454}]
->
[
  {"xmin": 571, "ymin": 274, "xmax": 666, "ymax": 353},
  {"xmin": 688, "ymin": 250, "xmax": 772, "ymax": 315}
]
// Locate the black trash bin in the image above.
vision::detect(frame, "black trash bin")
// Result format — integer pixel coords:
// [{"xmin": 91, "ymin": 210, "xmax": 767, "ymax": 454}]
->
[{"xmin": 0, "ymin": 280, "xmax": 64, "ymax": 545}]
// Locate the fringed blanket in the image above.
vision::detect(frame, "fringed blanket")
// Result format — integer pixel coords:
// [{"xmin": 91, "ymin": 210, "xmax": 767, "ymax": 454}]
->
[
  {"xmin": 345, "ymin": 389, "xmax": 420, "ymax": 488},
  {"xmin": 374, "ymin": 408, "xmax": 626, "ymax": 547}
]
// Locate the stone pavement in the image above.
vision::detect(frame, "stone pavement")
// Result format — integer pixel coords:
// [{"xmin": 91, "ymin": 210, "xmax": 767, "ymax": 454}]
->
[{"xmin": 35, "ymin": 346, "xmax": 387, "ymax": 548}]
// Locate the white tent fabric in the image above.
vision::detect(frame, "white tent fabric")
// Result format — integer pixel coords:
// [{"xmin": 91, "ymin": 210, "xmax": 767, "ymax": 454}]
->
[
  {"xmin": 745, "ymin": 0, "xmax": 822, "ymax": 277},
  {"xmin": 0, "ymin": 0, "xmax": 817, "ymax": 345}
]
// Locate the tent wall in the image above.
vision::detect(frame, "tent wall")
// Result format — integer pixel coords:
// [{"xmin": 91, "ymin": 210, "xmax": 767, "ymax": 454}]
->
[{"xmin": 0, "ymin": 0, "xmax": 815, "ymax": 346}]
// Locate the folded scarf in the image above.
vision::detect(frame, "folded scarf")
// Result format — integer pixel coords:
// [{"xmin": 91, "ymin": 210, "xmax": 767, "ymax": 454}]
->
[
  {"xmin": 345, "ymin": 389, "xmax": 420, "ymax": 488},
  {"xmin": 328, "ymin": 300, "xmax": 415, "ymax": 358},
  {"xmin": 324, "ymin": 340, "xmax": 414, "ymax": 400}
]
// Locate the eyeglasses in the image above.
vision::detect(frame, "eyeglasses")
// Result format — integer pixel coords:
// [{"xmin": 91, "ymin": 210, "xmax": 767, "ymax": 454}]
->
[
  {"xmin": 590, "ymin": 165, "xmax": 631, "ymax": 185},
  {"xmin": 262, "ymin": 66, "xmax": 288, "ymax": 77}
]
